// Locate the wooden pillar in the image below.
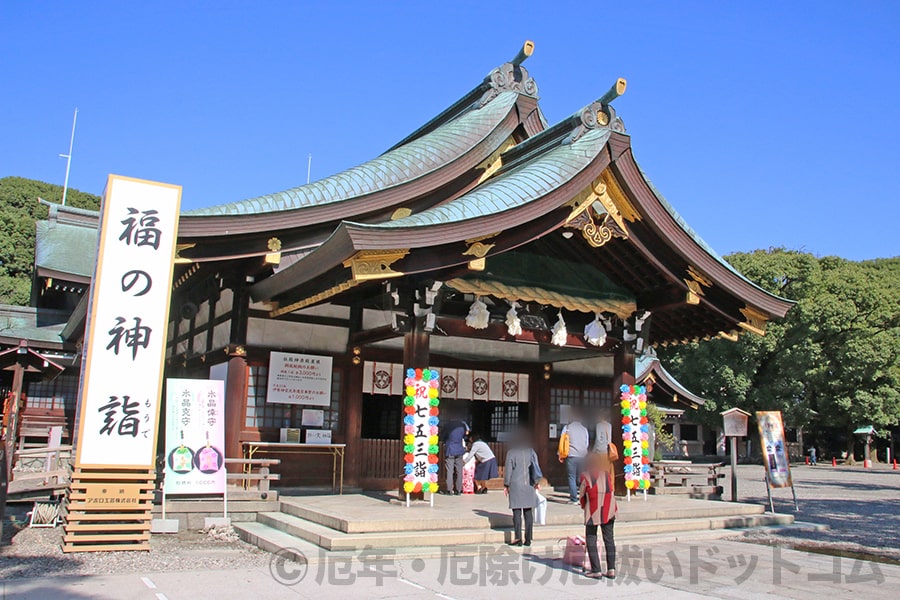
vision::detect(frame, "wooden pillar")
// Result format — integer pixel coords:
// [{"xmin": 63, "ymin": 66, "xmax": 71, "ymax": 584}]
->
[
  {"xmin": 343, "ymin": 363, "xmax": 364, "ymax": 487},
  {"xmin": 4, "ymin": 342, "xmax": 27, "ymax": 481},
  {"xmin": 531, "ymin": 367, "xmax": 551, "ymax": 475},
  {"xmin": 612, "ymin": 346, "xmax": 635, "ymax": 495},
  {"xmin": 224, "ymin": 355, "xmax": 248, "ymax": 469},
  {"xmin": 343, "ymin": 303, "xmax": 365, "ymax": 487},
  {"xmin": 403, "ymin": 331, "xmax": 431, "ymax": 369}
]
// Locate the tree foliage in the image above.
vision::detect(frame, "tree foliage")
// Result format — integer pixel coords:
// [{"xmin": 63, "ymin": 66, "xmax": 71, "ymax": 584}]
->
[
  {"xmin": 0, "ymin": 177, "xmax": 100, "ymax": 305},
  {"xmin": 659, "ymin": 249, "xmax": 900, "ymax": 440}
]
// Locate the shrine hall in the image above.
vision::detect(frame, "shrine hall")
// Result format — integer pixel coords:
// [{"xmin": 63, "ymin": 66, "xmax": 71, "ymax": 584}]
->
[{"xmin": 1, "ymin": 42, "xmax": 792, "ymax": 492}]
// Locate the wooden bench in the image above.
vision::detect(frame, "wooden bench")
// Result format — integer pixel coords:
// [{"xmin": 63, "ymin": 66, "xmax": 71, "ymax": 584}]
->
[{"xmin": 651, "ymin": 461, "xmax": 724, "ymax": 498}]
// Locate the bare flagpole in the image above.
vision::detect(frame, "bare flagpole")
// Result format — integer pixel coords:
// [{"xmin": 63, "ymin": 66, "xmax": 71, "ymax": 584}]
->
[
  {"xmin": 307, "ymin": 153, "xmax": 312, "ymax": 184},
  {"xmin": 59, "ymin": 108, "xmax": 78, "ymax": 206}
]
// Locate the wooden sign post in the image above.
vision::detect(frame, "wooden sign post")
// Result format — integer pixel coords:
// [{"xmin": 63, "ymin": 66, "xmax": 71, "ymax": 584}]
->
[{"xmin": 64, "ymin": 175, "xmax": 181, "ymax": 553}]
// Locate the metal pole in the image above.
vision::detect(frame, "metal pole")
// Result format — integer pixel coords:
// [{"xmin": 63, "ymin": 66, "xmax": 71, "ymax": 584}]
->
[
  {"xmin": 790, "ymin": 483, "xmax": 799, "ymax": 512},
  {"xmin": 307, "ymin": 154, "xmax": 312, "ymax": 185},
  {"xmin": 765, "ymin": 476, "xmax": 774, "ymax": 513},
  {"xmin": 730, "ymin": 436, "xmax": 738, "ymax": 502},
  {"xmin": 60, "ymin": 108, "xmax": 78, "ymax": 206}
]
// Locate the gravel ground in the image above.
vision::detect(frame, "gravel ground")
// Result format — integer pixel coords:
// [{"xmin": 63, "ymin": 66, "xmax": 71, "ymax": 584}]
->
[
  {"xmin": 724, "ymin": 463, "xmax": 900, "ymax": 562},
  {"xmin": 0, "ymin": 521, "xmax": 272, "ymax": 580}
]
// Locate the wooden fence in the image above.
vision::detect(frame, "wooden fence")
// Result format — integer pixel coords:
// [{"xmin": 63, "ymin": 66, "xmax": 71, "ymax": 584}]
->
[{"xmin": 360, "ymin": 438, "xmax": 510, "ymax": 488}]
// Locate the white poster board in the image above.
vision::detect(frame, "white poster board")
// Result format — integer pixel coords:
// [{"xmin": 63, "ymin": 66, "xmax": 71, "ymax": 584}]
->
[
  {"xmin": 266, "ymin": 351, "xmax": 333, "ymax": 406},
  {"xmin": 75, "ymin": 175, "xmax": 181, "ymax": 468},
  {"xmin": 306, "ymin": 429, "xmax": 332, "ymax": 445},
  {"xmin": 164, "ymin": 379, "xmax": 226, "ymax": 494},
  {"xmin": 301, "ymin": 409, "xmax": 325, "ymax": 427}
]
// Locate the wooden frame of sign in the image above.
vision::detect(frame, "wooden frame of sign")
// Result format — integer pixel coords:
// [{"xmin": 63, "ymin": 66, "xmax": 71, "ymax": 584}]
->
[
  {"xmin": 62, "ymin": 176, "xmax": 181, "ymax": 553},
  {"xmin": 63, "ymin": 468, "xmax": 156, "ymax": 552}
]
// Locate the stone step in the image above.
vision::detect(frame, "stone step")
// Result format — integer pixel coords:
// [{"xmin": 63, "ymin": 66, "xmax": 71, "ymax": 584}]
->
[
  {"xmin": 239, "ymin": 510, "xmax": 794, "ymax": 552},
  {"xmin": 277, "ymin": 494, "xmax": 766, "ymax": 534}
]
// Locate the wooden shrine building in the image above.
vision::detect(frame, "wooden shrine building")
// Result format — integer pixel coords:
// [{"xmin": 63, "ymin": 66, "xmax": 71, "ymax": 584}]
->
[{"xmin": 2, "ymin": 42, "xmax": 792, "ymax": 490}]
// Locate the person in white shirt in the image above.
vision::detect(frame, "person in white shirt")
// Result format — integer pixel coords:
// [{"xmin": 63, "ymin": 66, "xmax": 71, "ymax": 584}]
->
[{"xmin": 464, "ymin": 432, "xmax": 498, "ymax": 494}]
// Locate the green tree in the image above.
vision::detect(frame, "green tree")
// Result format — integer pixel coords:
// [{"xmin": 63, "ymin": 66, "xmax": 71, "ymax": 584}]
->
[
  {"xmin": 0, "ymin": 177, "xmax": 100, "ymax": 305},
  {"xmin": 659, "ymin": 249, "xmax": 900, "ymax": 455}
]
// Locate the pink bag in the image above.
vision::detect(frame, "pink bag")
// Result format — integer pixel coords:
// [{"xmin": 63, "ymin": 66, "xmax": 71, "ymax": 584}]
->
[{"xmin": 561, "ymin": 536, "xmax": 588, "ymax": 567}]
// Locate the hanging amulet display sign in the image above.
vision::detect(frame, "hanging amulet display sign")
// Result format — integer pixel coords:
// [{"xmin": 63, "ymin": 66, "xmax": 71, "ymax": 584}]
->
[
  {"xmin": 620, "ymin": 384, "xmax": 652, "ymax": 491},
  {"xmin": 403, "ymin": 368, "xmax": 440, "ymax": 495}
]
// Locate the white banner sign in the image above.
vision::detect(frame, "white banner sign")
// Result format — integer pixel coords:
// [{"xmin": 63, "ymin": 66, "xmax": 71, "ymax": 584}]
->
[
  {"xmin": 164, "ymin": 379, "xmax": 225, "ymax": 494},
  {"xmin": 266, "ymin": 351, "xmax": 333, "ymax": 406},
  {"xmin": 75, "ymin": 175, "xmax": 181, "ymax": 468}
]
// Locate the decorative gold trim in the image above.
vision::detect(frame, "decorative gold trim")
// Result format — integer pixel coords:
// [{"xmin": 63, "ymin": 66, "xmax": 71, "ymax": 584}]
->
[
  {"xmin": 475, "ymin": 136, "xmax": 517, "ymax": 184},
  {"xmin": 174, "ymin": 243, "xmax": 196, "ymax": 264},
  {"xmin": 718, "ymin": 330, "xmax": 740, "ymax": 342},
  {"xmin": 174, "ymin": 263, "xmax": 200, "ymax": 289},
  {"xmin": 563, "ymin": 177, "xmax": 628, "ymax": 248},
  {"xmin": 463, "ymin": 241, "xmax": 495, "ymax": 259},
  {"xmin": 269, "ymin": 279, "xmax": 362, "ymax": 318},
  {"xmin": 265, "ymin": 237, "xmax": 282, "ymax": 265},
  {"xmin": 342, "ymin": 249, "xmax": 409, "ymax": 281},
  {"xmin": 582, "ymin": 213, "xmax": 626, "ymax": 248},
  {"xmin": 738, "ymin": 306, "xmax": 769, "ymax": 336},
  {"xmin": 599, "ymin": 169, "xmax": 641, "ymax": 222},
  {"xmin": 390, "ymin": 207, "xmax": 412, "ymax": 220},
  {"xmin": 684, "ymin": 278, "xmax": 704, "ymax": 305},
  {"xmin": 687, "ymin": 265, "xmax": 712, "ymax": 288}
]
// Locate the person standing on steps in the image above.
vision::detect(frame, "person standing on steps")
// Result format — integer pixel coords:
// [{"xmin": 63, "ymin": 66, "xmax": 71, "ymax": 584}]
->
[
  {"xmin": 578, "ymin": 452, "xmax": 617, "ymax": 579},
  {"xmin": 441, "ymin": 410, "xmax": 469, "ymax": 495},
  {"xmin": 504, "ymin": 428, "xmax": 543, "ymax": 547},
  {"xmin": 559, "ymin": 407, "xmax": 590, "ymax": 504}
]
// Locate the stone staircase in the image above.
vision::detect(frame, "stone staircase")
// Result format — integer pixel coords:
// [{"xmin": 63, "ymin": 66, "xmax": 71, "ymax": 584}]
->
[{"xmin": 234, "ymin": 491, "xmax": 795, "ymax": 557}]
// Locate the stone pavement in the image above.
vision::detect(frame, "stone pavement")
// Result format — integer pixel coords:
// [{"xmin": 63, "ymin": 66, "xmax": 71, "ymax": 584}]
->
[
  {"xmin": 728, "ymin": 463, "xmax": 900, "ymax": 559},
  {"xmin": 2, "ymin": 537, "xmax": 897, "ymax": 599}
]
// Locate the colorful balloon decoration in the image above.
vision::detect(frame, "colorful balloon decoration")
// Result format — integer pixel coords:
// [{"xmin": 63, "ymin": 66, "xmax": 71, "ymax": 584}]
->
[
  {"xmin": 403, "ymin": 368, "xmax": 441, "ymax": 495},
  {"xmin": 620, "ymin": 384, "xmax": 652, "ymax": 491}
]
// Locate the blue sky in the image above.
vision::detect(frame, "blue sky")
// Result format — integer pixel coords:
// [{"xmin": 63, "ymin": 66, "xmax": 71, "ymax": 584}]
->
[{"xmin": 2, "ymin": 1, "xmax": 898, "ymax": 261}]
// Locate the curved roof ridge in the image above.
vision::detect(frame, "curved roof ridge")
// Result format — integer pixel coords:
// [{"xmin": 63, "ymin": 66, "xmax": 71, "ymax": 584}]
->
[
  {"xmin": 185, "ymin": 91, "xmax": 520, "ymax": 217},
  {"xmin": 634, "ymin": 162, "xmax": 793, "ymax": 306},
  {"xmin": 345, "ymin": 127, "xmax": 612, "ymax": 230},
  {"xmin": 635, "ymin": 354, "xmax": 707, "ymax": 405}
]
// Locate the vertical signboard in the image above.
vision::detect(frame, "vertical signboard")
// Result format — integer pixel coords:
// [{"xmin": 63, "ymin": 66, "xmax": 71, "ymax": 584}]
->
[
  {"xmin": 620, "ymin": 384, "xmax": 651, "ymax": 492},
  {"xmin": 757, "ymin": 411, "xmax": 792, "ymax": 488},
  {"xmin": 164, "ymin": 379, "xmax": 226, "ymax": 495},
  {"xmin": 403, "ymin": 368, "xmax": 440, "ymax": 496},
  {"xmin": 266, "ymin": 351, "xmax": 333, "ymax": 406},
  {"xmin": 74, "ymin": 175, "xmax": 181, "ymax": 469}
]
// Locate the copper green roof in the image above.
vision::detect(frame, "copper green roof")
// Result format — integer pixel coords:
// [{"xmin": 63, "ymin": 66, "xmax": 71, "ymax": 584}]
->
[
  {"xmin": 636, "ymin": 353, "xmax": 706, "ymax": 406},
  {"xmin": 185, "ymin": 92, "xmax": 520, "ymax": 217},
  {"xmin": 347, "ymin": 127, "xmax": 612, "ymax": 230},
  {"xmin": 0, "ymin": 305, "xmax": 69, "ymax": 346},
  {"xmin": 35, "ymin": 219, "xmax": 98, "ymax": 281}
]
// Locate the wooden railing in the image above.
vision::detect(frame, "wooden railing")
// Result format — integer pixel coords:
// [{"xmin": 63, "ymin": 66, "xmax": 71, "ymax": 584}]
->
[
  {"xmin": 224, "ymin": 457, "xmax": 281, "ymax": 493},
  {"xmin": 360, "ymin": 438, "xmax": 511, "ymax": 483},
  {"xmin": 361, "ymin": 438, "xmax": 403, "ymax": 480}
]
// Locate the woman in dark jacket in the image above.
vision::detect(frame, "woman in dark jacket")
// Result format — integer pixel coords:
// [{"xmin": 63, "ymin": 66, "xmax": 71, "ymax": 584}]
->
[{"xmin": 503, "ymin": 428, "xmax": 543, "ymax": 546}]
